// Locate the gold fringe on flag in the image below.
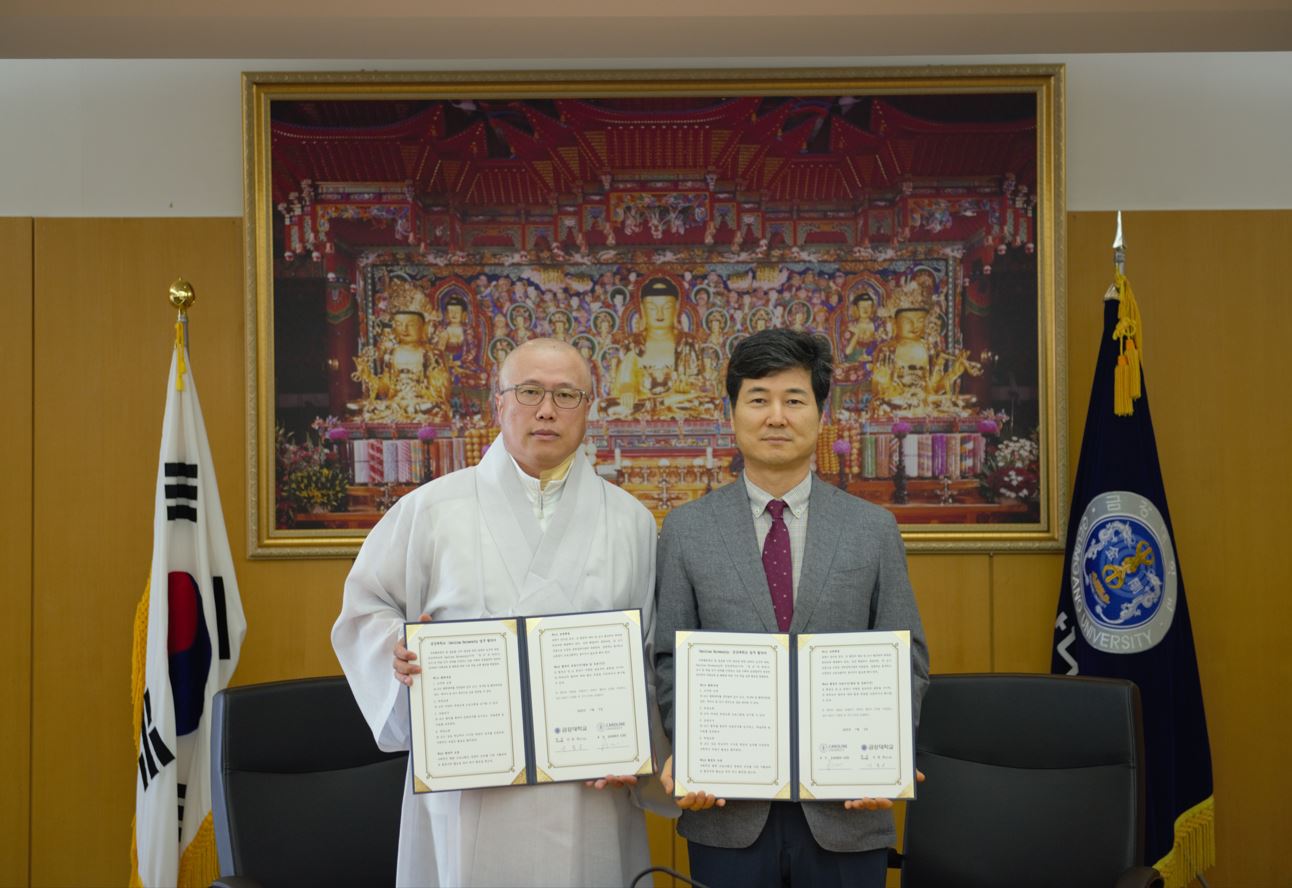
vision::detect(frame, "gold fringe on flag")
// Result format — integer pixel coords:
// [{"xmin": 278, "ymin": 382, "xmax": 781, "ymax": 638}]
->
[
  {"xmin": 1111, "ymin": 270, "xmax": 1143, "ymax": 416},
  {"xmin": 1152, "ymin": 795, "xmax": 1215, "ymax": 888},
  {"xmin": 176, "ymin": 813, "xmax": 220, "ymax": 888},
  {"xmin": 129, "ymin": 809, "xmax": 220, "ymax": 888},
  {"xmin": 128, "ymin": 582, "xmax": 149, "ymax": 887},
  {"xmin": 129, "ymin": 827, "xmax": 142, "ymax": 888}
]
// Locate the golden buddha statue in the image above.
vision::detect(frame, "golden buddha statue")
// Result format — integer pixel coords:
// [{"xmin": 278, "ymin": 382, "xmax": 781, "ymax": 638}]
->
[
  {"xmin": 871, "ymin": 282, "xmax": 982, "ymax": 415},
  {"xmin": 610, "ymin": 276, "xmax": 700, "ymax": 418},
  {"xmin": 350, "ymin": 278, "xmax": 452, "ymax": 422}
]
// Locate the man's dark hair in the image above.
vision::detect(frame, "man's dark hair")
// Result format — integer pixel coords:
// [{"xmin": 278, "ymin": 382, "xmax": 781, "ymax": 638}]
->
[{"xmin": 725, "ymin": 328, "xmax": 833, "ymax": 411}]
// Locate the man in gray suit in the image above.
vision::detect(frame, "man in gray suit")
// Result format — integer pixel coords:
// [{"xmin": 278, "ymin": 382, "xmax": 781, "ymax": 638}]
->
[{"xmin": 655, "ymin": 328, "xmax": 930, "ymax": 888}]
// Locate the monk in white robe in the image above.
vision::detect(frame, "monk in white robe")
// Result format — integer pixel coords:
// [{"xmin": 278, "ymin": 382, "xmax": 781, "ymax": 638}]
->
[{"xmin": 333, "ymin": 339, "xmax": 672, "ymax": 887}]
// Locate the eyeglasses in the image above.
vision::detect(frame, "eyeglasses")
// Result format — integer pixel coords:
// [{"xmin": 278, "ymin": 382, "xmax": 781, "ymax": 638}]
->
[{"xmin": 499, "ymin": 384, "xmax": 587, "ymax": 409}]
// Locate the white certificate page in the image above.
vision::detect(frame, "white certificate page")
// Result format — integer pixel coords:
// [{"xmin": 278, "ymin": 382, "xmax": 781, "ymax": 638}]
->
[
  {"xmin": 797, "ymin": 629, "xmax": 915, "ymax": 800},
  {"xmin": 406, "ymin": 619, "xmax": 527, "ymax": 793},
  {"xmin": 674, "ymin": 630, "xmax": 792, "ymax": 800},
  {"xmin": 525, "ymin": 609, "xmax": 653, "ymax": 783}
]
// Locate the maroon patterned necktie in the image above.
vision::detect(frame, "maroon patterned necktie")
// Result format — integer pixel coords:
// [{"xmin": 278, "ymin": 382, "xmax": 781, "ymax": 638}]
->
[{"xmin": 762, "ymin": 499, "xmax": 794, "ymax": 632}]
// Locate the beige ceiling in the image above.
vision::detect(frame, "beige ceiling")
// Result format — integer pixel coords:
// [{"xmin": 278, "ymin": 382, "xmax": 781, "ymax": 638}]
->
[{"xmin": 2, "ymin": 0, "xmax": 1290, "ymax": 57}]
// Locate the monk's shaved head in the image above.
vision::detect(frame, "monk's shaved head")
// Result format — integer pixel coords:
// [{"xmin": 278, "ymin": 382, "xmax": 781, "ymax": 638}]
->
[
  {"xmin": 499, "ymin": 337, "xmax": 594, "ymax": 393},
  {"xmin": 493, "ymin": 337, "xmax": 593, "ymax": 477}
]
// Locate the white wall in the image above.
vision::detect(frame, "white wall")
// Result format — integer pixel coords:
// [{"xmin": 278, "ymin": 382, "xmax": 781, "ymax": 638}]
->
[{"xmin": 1, "ymin": 53, "xmax": 1289, "ymax": 216}]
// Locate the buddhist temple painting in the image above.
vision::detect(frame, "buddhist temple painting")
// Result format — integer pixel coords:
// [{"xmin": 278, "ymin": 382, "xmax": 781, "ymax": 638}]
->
[{"xmin": 248, "ymin": 70, "xmax": 1064, "ymax": 552}]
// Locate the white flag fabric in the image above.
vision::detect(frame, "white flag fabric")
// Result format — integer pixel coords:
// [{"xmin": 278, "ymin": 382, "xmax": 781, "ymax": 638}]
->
[{"xmin": 131, "ymin": 342, "xmax": 246, "ymax": 888}]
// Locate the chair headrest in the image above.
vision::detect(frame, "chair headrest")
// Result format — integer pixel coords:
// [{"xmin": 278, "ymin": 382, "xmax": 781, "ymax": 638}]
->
[
  {"xmin": 214, "ymin": 676, "xmax": 405, "ymax": 773},
  {"xmin": 917, "ymin": 673, "xmax": 1141, "ymax": 769}
]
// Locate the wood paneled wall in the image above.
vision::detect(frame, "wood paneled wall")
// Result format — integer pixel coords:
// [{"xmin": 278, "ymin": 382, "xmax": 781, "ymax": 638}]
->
[
  {"xmin": 4, "ymin": 212, "xmax": 1288, "ymax": 886},
  {"xmin": 0, "ymin": 218, "xmax": 34, "ymax": 888}
]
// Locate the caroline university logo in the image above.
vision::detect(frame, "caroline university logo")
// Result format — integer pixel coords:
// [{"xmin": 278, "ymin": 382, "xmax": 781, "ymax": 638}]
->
[{"xmin": 1071, "ymin": 491, "xmax": 1178, "ymax": 654}]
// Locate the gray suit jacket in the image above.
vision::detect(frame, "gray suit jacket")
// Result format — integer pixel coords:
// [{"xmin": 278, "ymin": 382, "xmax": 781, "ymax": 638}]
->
[{"xmin": 654, "ymin": 473, "xmax": 930, "ymax": 853}]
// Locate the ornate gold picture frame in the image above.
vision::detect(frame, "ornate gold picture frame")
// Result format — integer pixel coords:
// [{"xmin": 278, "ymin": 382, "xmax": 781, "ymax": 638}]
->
[{"xmin": 244, "ymin": 66, "xmax": 1066, "ymax": 557}]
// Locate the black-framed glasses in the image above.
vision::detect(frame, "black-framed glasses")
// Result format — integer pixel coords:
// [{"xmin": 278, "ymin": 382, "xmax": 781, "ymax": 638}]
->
[{"xmin": 499, "ymin": 384, "xmax": 587, "ymax": 409}]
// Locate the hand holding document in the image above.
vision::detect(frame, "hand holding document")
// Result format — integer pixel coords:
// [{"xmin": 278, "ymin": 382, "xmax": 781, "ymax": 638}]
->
[
  {"xmin": 659, "ymin": 754, "xmax": 725, "ymax": 810},
  {"xmin": 392, "ymin": 613, "xmax": 432, "ymax": 686},
  {"xmin": 405, "ymin": 609, "xmax": 655, "ymax": 793},
  {"xmin": 673, "ymin": 629, "xmax": 916, "ymax": 802}
]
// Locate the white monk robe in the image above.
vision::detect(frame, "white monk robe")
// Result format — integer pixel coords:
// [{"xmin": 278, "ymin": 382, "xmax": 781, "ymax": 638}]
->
[{"xmin": 333, "ymin": 435, "xmax": 673, "ymax": 887}]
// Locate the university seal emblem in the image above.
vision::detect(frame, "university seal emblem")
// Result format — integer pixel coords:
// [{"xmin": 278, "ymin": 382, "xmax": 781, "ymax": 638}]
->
[{"xmin": 1071, "ymin": 491, "xmax": 1177, "ymax": 654}]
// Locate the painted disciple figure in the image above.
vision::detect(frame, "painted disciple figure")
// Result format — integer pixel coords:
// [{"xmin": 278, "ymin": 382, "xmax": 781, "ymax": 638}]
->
[
  {"xmin": 487, "ymin": 336, "xmax": 515, "ymax": 391},
  {"xmin": 508, "ymin": 303, "xmax": 535, "ymax": 344},
  {"xmin": 787, "ymin": 300, "xmax": 812, "ymax": 331},
  {"xmin": 492, "ymin": 275, "xmax": 515, "ymax": 305},
  {"xmin": 703, "ymin": 308, "xmax": 729, "ymax": 348},
  {"xmin": 592, "ymin": 309, "xmax": 618, "ymax": 351},
  {"xmin": 697, "ymin": 344, "xmax": 725, "ymax": 405},
  {"xmin": 843, "ymin": 292, "xmax": 882, "ymax": 365},
  {"xmin": 434, "ymin": 293, "xmax": 482, "ymax": 386},
  {"xmin": 491, "ymin": 312, "xmax": 510, "ymax": 342},
  {"xmin": 599, "ymin": 346, "xmax": 623, "ymax": 401},
  {"xmin": 548, "ymin": 309, "xmax": 574, "ymax": 342},
  {"xmin": 571, "ymin": 334, "xmax": 602, "ymax": 413}
]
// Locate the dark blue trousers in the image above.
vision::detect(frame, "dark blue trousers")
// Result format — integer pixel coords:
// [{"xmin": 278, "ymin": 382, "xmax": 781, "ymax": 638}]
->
[{"xmin": 686, "ymin": 802, "xmax": 888, "ymax": 888}]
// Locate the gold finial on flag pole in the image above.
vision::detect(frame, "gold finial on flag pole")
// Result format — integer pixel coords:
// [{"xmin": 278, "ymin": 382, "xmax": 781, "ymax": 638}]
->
[
  {"xmin": 169, "ymin": 278, "xmax": 195, "ymax": 391},
  {"xmin": 169, "ymin": 278, "xmax": 196, "ymax": 312}
]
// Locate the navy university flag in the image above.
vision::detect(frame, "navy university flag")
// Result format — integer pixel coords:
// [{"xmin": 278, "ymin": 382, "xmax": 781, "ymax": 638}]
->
[
  {"xmin": 1052, "ymin": 273, "xmax": 1214, "ymax": 888},
  {"xmin": 130, "ymin": 324, "xmax": 246, "ymax": 887}
]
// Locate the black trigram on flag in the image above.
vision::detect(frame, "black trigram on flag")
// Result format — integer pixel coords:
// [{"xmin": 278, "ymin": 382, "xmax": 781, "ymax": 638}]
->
[
  {"xmin": 165, "ymin": 463, "xmax": 198, "ymax": 523},
  {"xmin": 137, "ymin": 688, "xmax": 175, "ymax": 791},
  {"xmin": 177, "ymin": 782, "xmax": 187, "ymax": 842}
]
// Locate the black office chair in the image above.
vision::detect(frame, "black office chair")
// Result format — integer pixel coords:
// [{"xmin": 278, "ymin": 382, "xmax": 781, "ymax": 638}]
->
[
  {"xmin": 892, "ymin": 673, "xmax": 1162, "ymax": 888},
  {"xmin": 210, "ymin": 676, "xmax": 407, "ymax": 888}
]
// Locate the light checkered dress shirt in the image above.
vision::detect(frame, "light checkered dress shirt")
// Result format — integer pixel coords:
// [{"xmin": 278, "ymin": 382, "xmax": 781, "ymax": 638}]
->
[{"xmin": 744, "ymin": 471, "xmax": 812, "ymax": 602}]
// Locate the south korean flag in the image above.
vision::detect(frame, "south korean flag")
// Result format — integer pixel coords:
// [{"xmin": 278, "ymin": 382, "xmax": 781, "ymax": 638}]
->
[{"xmin": 131, "ymin": 340, "xmax": 245, "ymax": 888}]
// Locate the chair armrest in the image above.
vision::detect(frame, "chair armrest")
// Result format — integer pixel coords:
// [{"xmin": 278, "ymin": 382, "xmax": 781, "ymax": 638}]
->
[
  {"xmin": 1115, "ymin": 866, "xmax": 1163, "ymax": 888},
  {"xmin": 211, "ymin": 876, "xmax": 264, "ymax": 888}
]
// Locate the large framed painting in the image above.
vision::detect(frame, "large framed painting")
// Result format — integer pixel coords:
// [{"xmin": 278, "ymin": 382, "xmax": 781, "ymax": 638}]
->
[{"xmin": 243, "ymin": 66, "xmax": 1066, "ymax": 557}]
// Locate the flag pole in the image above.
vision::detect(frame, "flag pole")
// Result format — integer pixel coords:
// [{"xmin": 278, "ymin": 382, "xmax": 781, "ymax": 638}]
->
[{"xmin": 1112, "ymin": 210, "xmax": 1126, "ymax": 277}]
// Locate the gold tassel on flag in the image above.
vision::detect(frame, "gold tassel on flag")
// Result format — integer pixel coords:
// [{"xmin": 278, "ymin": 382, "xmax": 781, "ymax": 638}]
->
[
  {"xmin": 1109, "ymin": 215, "xmax": 1144, "ymax": 416},
  {"xmin": 1113, "ymin": 271, "xmax": 1143, "ymax": 416},
  {"xmin": 174, "ymin": 321, "xmax": 187, "ymax": 391},
  {"xmin": 171, "ymin": 279, "xmax": 194, "ymax": 392}
]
